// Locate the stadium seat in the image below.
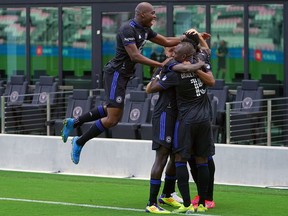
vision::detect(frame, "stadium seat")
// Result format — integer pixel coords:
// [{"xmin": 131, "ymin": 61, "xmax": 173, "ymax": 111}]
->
[
  {"xmin": 80, "ymin": 88, "xmax": 110, "ymax": 138},
  {"xmin": 125, "ymin": 77, "xmax": 144, "ymax": 101},
  {"xmin": 3, "ymin": 75, "xmax": 28, "ymax": 133},
  {"xmin": 21, "ymin": 76, "xmax": 58, "ymax": 134},
  {"xmin": 52, "ymin": 89, "xmax": 94, "ymax": 137},
  {"xmin": 208, "ymin": 79, "xmax": 229, "ymax": 143},
  {"xmin": 207, "ymin": 92, "xmax": 219, "ymax": 143},
  {"xmin": 230, "ymin": 80, "xmax": 264, "ymax": 144},
  {"xmin": 140, "ymin": 92, "xmax": 159, "ymax": 140},
  {"xmin": 110, "ymin": 90, "xmax": 151, "ymax": 139}
]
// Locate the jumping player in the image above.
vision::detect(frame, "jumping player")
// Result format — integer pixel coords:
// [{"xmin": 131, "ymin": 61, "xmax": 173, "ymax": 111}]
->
[{"xmin": 61, "ymin": 2, "xmax": 193, "ymax": 165}]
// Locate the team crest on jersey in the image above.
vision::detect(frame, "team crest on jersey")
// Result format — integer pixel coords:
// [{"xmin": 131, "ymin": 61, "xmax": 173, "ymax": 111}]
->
[
  {"xmin": 162, "ymin": 75, "xmax": 167, "ymax": 81},
  {"xmin": 116, "ymin": 96, "xmax": 123, "ymax": 103},
  {"xmin": 166, "ymin": 136, "xmax": 172, "ymax": 143}
]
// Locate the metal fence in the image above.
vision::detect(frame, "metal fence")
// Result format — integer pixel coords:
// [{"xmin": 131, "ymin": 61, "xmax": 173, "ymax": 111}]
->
[
  {"xmin": 1, "ymin": 91, "xmax": 73, "ymax": 135},
  {"xmin": 1, "ymin": 90, "xmax": 288, "ymax": 147},
  {"xmin": 226, "ymin": 97, "xmax": 288, "ymax": 146}
]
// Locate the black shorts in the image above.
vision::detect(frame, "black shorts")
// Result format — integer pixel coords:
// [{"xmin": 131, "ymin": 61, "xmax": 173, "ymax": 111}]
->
[
  {"xmin": 152, "ymin": 111, "xmax": 177, "ymax": 150},
  {"xmin": 173, "ymin": 120, "xmax": 214, "ymax": 160},
  {"xmin": 103, "ymin": 64, "xmax": 130, "ymax": 109}
]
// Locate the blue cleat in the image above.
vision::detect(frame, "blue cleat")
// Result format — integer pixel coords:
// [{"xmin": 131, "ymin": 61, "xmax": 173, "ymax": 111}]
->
[
  {"xmin": 71, "ymin": 136, "xmax": 82, "ymax": 164},
  {"xmin": 61, "ymin": 118, "xmax": 74, "ymax": 143}
]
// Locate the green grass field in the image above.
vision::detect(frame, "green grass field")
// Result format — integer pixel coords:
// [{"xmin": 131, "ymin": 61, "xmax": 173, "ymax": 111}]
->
[{"xmin": 0, "ymin": 170, "xmax": 287, "ymax": 216}]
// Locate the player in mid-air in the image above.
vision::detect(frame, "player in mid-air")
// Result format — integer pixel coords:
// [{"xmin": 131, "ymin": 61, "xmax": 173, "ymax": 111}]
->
[{"xmin": 60, "ymin": 2, "xmax": 194, "ymax": 165}]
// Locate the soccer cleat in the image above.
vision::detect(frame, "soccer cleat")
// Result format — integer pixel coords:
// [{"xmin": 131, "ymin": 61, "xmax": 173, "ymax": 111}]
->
[
  {"xmin": 171, "ymin": 192, "xmax": 183, "ymax": 204},
  {"xmin": 205, "ymin": 200, "xmax": 215, "ymax": 209},
  {"xmin": 196, "ymin": 204, "xmax": 208, "ymax": 212},
  {"xmin": 145, "ymin": 203, "xmax": 171, "ymax": 214},
  {"xmin": 172, "ymin": 204, "xmax": 194, "ymax": 213},
  {"xmin": 191, "ymin": 195, "xmax": 199, "ymax": 205},
  {"xmin": 71, "ymin": 136, "xmax": 82, "ymax": 164},
  {"xmin": 61, "ymin": 118, "xmax": 74, "ymax": 143},
  {"xmin": 158, "ymin": 195, "xmax": 182, "ymax": 208}
]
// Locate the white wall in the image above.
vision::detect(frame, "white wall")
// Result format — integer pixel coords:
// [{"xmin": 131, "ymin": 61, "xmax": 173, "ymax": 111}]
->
[{"xmin": 0, "ymin": 134, "xmax": 287, "ymax": 187}]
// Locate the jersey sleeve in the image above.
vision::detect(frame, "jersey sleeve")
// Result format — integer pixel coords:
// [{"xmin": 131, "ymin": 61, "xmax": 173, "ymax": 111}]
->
[
  {"xmin": 147, "ymin": 28, "xmax": 157, "ymax": 40},
  {"xmin": 158, "ymin": 71, "xmax": 179, "ymax": 90},
  {"xmin": 119, "ymin": 25, "xmax": 136, "ymax": 46}
]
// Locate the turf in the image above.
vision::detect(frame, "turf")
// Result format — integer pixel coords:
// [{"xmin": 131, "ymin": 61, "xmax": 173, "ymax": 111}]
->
[{"xmin": 0, "ymin": 170, "xmax": 287, "ymax": 215}]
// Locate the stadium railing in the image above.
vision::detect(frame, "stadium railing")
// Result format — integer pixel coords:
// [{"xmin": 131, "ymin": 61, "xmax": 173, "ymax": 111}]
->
[{"xmin": 226, "ymin": 97, "xmax": 288, "ymax": 146}]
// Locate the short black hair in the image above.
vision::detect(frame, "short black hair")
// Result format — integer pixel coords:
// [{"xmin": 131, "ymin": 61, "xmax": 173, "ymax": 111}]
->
[{"xmin": 182, "ymin": 33, "xmax": 200, "ymax": 49}]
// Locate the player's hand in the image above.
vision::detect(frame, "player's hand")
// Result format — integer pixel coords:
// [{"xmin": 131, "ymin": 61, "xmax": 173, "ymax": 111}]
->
[
  {"xmin": 195, "ymin": 59, "xmax": 205, "ymax": 68},
  {"xmin": 200, "ymin": 32, "xmax": 211, "ymax": 40},
  {"xmin": 160, "ymin": 57, "xmax": 173, "ymax": 68},
  {"xmin": 185, "ymin": 28, "xmax": 198, "ymax": 35}
]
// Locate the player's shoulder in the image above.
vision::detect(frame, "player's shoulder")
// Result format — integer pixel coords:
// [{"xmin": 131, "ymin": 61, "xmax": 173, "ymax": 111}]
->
[{"xmin": 119, "ymin": 19, "xmax": 134, "ymax": 31}]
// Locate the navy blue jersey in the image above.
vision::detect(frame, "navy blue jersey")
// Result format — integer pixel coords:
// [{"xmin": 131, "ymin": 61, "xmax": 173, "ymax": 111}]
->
[
  {"xmin": 158, "ymin": 59, "xmax": 212, "ymax": 123},
  {"xmin": 152, "ymin": 67, "xmax": 178, "ymax": 119},
  {"xmin": 109, "ymin": 19, "xmax": 157, "ymax": 77}
]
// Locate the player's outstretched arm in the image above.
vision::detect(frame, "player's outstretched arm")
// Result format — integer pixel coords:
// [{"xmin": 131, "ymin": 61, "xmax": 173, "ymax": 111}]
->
[
  {"xmin": 125, "ymin": 43, "xmax": 163, "ymax": 68},
  {"xmin": 172, "ymin": 60, "xmax": 205, "ymax": 73},
  {"xmin": 150, "ymin": 34, "xmax": 186, "ymax": 47}
]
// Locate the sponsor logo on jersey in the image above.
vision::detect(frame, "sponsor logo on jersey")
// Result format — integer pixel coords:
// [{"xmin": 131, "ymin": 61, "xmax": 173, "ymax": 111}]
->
[
  {"xmin": 124, "ymin": 37, "xmax": 135, "ymax": 42},
  {"xmin": 181, "ymin": 72, "xmax": 195, "ymax": 79}
]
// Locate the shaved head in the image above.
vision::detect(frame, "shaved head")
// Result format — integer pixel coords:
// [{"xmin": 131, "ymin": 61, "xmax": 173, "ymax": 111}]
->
[
  {"xmin": 134, "ymin": 2, "xmax": 156, "ymax": 27},
  {"xmin": 135, "ymin": 2, "xmax": 153, "ymax": 15}
]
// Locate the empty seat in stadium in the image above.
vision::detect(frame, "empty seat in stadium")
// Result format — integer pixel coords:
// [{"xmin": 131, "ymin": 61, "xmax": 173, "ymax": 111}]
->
[
  {"xmin": 3, "ymin": 75, "xmax": 28, "ymax": 133},
  {"xmin": 125, "ymin": 77, "xmax": 144, "ymax": 100},
  {"xmin": 230, "ymin": 80, "xmax": 264, "ymax": 144},
  {"xmin": 110, "ymin": 90, "xmax": 151, "ymax": 139},
  {"xmin": 52, "ymin": 89, "xmax": 94, "ymax": 137},
  {"xmin": 140, "ymin": 92, "xmax": 159, "ymax": 140},
  {"xmin": 21, "ymin": 76, "xmax": 58, "ymax": 134},
  {"xmin": 208, "ymin": 79, "xmax": 229, "ymax": 143}
]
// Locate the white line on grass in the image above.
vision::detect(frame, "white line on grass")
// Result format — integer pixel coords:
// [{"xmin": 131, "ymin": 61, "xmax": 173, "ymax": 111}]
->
[{"xmin": 0, "ymin": 197, "xmax": 219, "ymax": 216}]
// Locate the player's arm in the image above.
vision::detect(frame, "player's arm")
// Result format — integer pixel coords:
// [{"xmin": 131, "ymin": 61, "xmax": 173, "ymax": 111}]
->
[
  {"xmin": 146, "ymin": 75, "xmax": 164, "ymax": 93},
  {"xmin": 195, "ymin": 70, "xmax": 215, "ymax": 87},
  {"xmin": 149, "ymin": 34, "xmax": 185, "ymax": 47},
  {"xmin": 172, "ymin": 60, "xmax": 205, "ymax": 73},
  {"xmin": 124, "ymin": 44, "xmax": 163, "ymax": 68}
]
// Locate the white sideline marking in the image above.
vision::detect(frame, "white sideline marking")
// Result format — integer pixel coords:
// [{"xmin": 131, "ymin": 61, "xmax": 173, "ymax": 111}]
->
[
  {"xmin": 0, "ymin": 197, "xmax": 219, "ymax": 215},
  {"xmin": 0, "ymin": 197, "xmax": 143, "ymax": 212}
]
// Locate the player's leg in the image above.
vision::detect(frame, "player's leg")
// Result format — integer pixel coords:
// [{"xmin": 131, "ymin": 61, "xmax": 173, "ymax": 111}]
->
[
  {"xmin": 61, "ymin": 106, "xmax": 107, "ymax": 143},
  {"xmin": 205, "ymin": 156, "xmax": 216, "ymax": 208},
  {"xmin": 172, "ymin": 122, "xmax": 194, "ymax": 213},
  {"xmin": 70, "ymin": 107, "xmax": 122, "ymax": 164},
  {"xmin": 146, "ymin": 146, "xmax": 171, "ymax": 213},
  {"xmin": 70, "ymin": 66, "xmax": 128, "ymax": 164},
  {"xmin": 193, "ymin": 121, "xmax": 212, "ymax": 212},
  {"xmin": 173, "ymin": 153, "xmax": 194, "ymax": 213},
  {"xmin": 187, "ymin": 156, "xmax": 200, "ymax": 205},
  {"xmin": 159, "ymin": 154, "xmax": 182, "ymax": 208}
]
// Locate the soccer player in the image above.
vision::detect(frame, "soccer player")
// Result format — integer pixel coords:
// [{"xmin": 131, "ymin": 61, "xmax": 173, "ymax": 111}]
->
[
  {"xmin": 147, "ymin": 41, "xmax": 215, "ymax": 213},
  {"xmin": 145, "ymin": 46, "xmax": 204, "ymax": 214},
  {"xmin": 183, "ymin": 31, "xmax": 216, "ymax": 209},
  {"xmin": 157, "ymin": 30, "xmax": 216, "ymax": 209},
  {"xmin": 61, "ymin": 2, "xmax": 192, "ymax": 165}
]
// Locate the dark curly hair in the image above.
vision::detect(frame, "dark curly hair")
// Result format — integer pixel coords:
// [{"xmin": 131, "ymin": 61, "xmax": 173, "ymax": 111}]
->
[{"xmin": 182, "ymin": 33, "xmax": 200, "ymax": 50}]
